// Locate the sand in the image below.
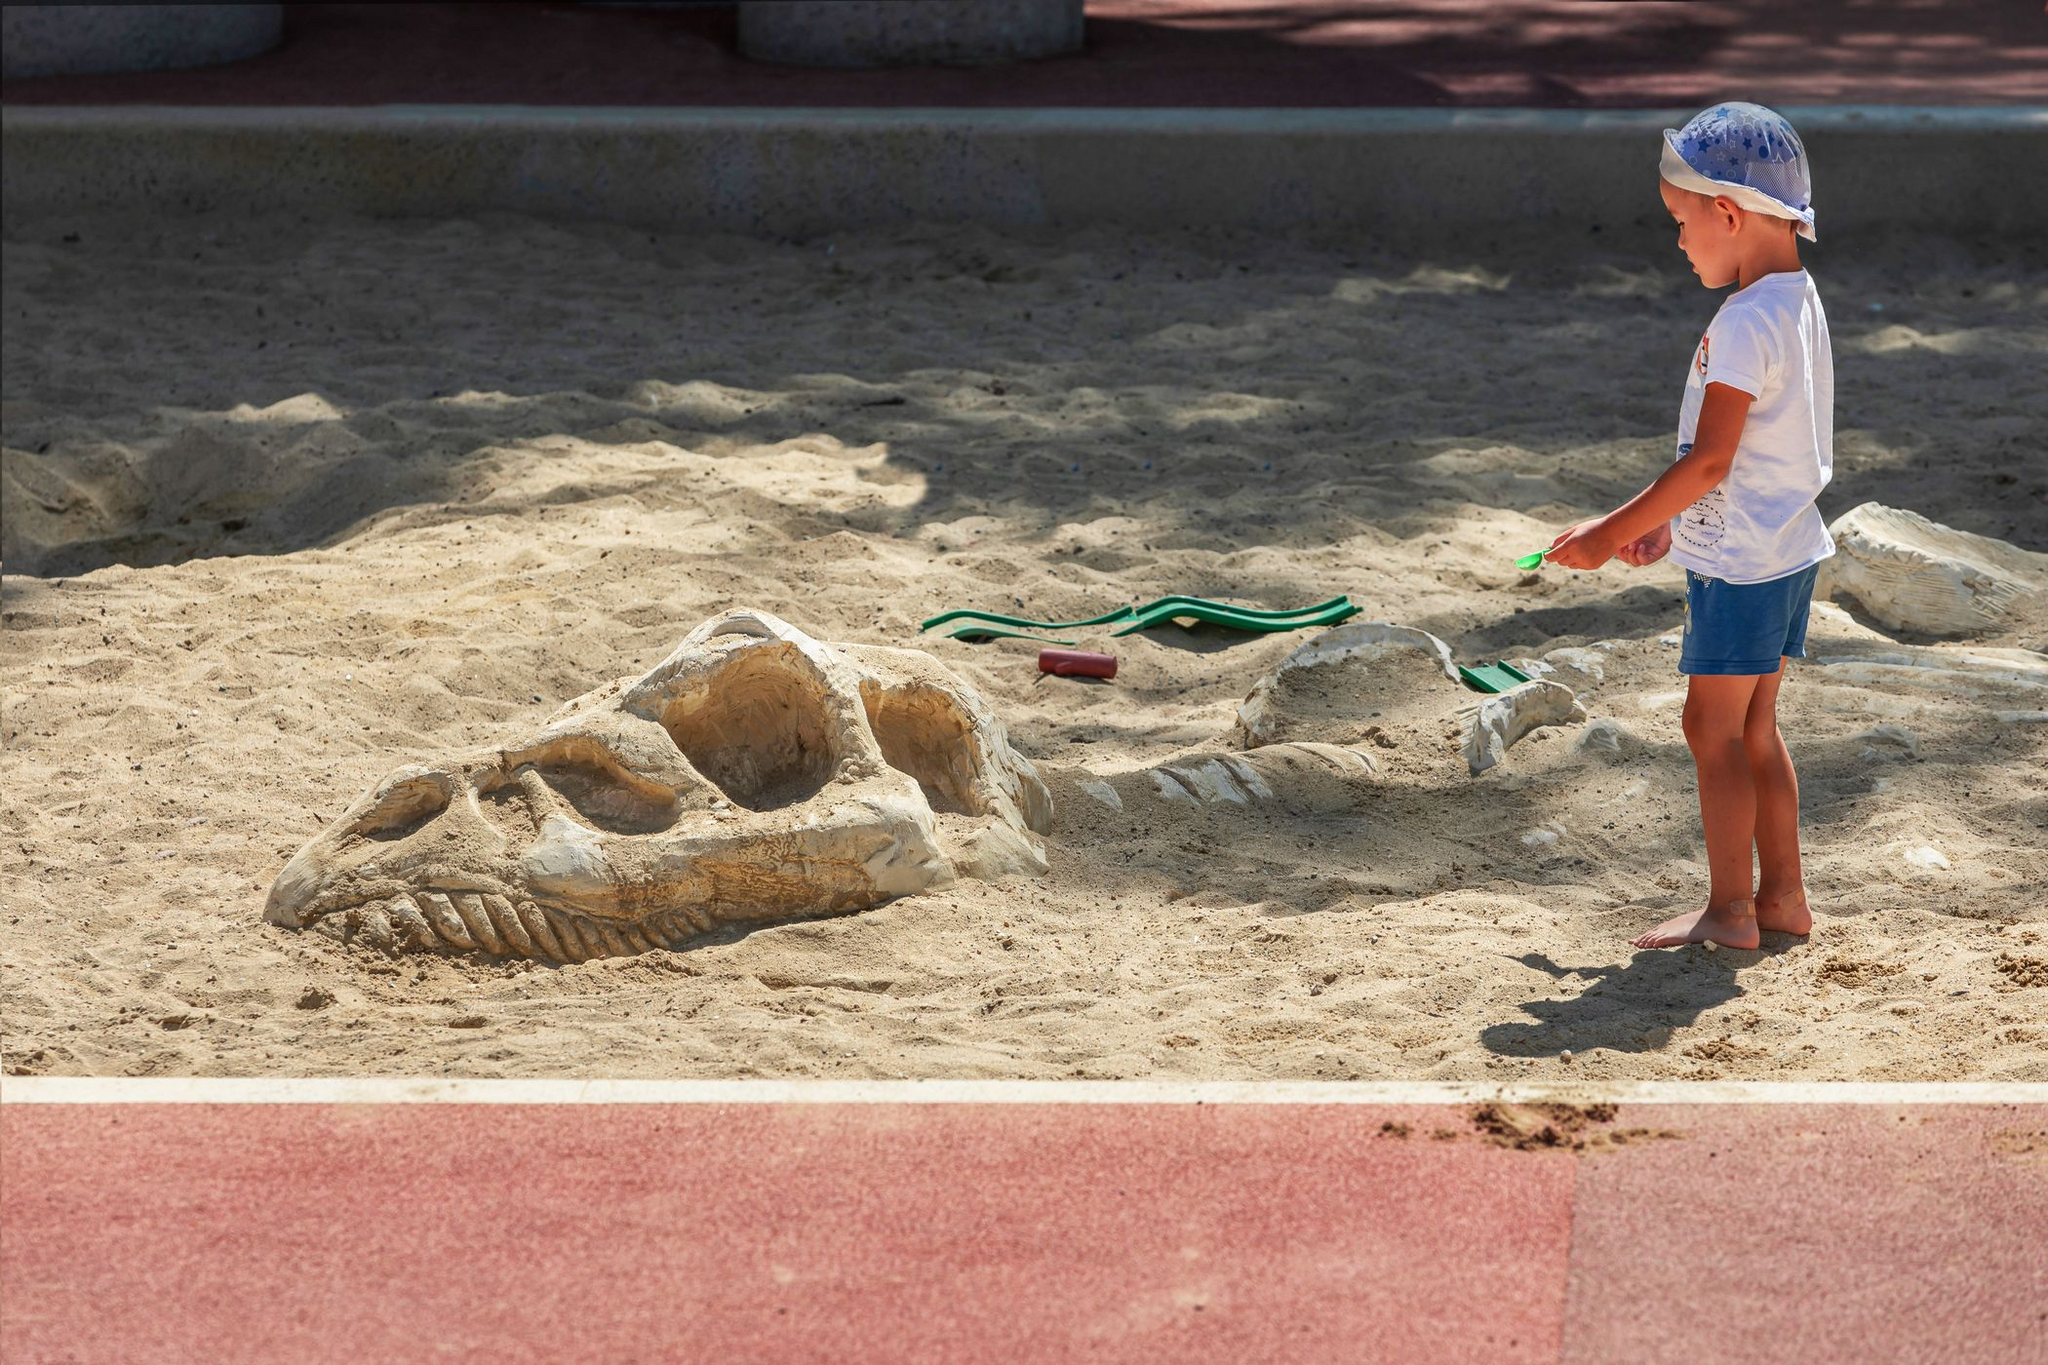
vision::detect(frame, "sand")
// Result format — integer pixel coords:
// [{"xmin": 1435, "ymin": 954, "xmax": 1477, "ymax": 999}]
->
[{"xmin": 3, "ymin": 210, "xmax": 2045, "ymax": 1081}]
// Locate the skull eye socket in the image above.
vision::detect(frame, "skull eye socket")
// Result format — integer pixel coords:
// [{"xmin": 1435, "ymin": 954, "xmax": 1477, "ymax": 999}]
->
[
  {"xmin": 350, "ymin": 773, "xmax": 451, "ymax": 842},
  {"xmin": 860, "ymin": 681, "xmax": 985, "ymax": 817},
  {"xmin": 659, "ymin": 645, "xmax": 838, "ymax": 810}
]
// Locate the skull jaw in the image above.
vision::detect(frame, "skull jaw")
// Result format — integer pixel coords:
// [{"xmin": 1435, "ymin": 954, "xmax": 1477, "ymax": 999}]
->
[{"xmin": 272, "ymin": 790, "xmax": 960, "ymax": 963}]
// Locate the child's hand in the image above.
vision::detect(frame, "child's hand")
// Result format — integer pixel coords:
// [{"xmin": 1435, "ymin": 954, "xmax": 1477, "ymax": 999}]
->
[
  {"xmin": 1547, "ymin": 519, "xmax": 1618, "ymax": 571},
  {"xmin": 1615, "ymin": 524, "xmax": 1673, "ymax": 567}
]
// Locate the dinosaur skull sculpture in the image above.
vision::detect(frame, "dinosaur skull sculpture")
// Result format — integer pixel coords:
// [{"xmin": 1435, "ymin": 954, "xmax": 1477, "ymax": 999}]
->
[{"xmin": 267, "ymin": 609, "xmax": 1052, "ymax": 961}]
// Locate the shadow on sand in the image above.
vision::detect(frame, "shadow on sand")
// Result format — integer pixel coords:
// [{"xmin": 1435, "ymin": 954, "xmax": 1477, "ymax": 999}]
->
[{"xmin": 1480, "ymin": 938, "xmax": 1807, "ymax": 1059}]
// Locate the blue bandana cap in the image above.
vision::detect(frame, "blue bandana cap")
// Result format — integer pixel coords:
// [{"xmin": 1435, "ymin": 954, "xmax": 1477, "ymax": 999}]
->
[{"xmin": 1660, "ymin": 103, "xmax": 1816, "ymax": 243}]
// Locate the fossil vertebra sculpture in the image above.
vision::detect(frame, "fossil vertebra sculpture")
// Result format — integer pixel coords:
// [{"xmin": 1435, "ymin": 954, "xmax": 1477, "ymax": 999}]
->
[
  {"xmin": 1236, "ymin": 620, "xmax": 1584, "ymax": 775},
  {"xmin": 1235, "ymin": 622, "xmax": 1458, "ymax": 749},
  {"xmin": 267, "ymin": 609, "xmax": 1051, "ymax": 960}
]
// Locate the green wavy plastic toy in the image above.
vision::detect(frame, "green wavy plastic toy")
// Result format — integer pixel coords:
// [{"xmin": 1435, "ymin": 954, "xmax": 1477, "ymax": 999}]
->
[
  {"xmin": 919, "ymin": 605, "xmax": 1136, "ymax": 633},
  {"xmin": 1108, "ymin": 597, "xmax": 1360, "ymax": 637},
  {"xmin": 921, "ymin": 595, "xmax": 1359, "ymax": 640}
]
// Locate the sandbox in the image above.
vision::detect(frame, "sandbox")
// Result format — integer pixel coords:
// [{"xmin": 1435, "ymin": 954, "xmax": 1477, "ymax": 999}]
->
[{"xmin": 3, "ymin": 188, "xmax": 2044, "ymax": 1082}]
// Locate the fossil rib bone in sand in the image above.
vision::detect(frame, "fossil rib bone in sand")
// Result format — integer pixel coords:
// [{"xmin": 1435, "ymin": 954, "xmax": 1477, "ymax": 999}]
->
[
  {"xmin": 1816, "ymin": 502, "xmax": 2047, "ymax": 636},
  {"xmin": 1456, "ymin": 680, "xmax": 1588, "ymax": 775},
  {"xmin": 1148, "ymin": 742, "xmax": 1379, "ymax": 806},
  {"xmin": 267, "ymin": 609, "xmax": 1051, "ymax": 960}
]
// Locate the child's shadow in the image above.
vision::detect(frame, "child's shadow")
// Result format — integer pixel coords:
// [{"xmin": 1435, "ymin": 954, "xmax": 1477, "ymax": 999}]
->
[{"xmin": 1479, "ymin": 938, "xmax": 1803, "ymax": 1058}]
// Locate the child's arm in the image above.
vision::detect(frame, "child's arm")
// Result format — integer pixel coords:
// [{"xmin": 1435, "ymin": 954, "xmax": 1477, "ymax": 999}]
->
[
  {"xmin": 1615, "ymin": 522, "xmax": 1671, "ymax": 566},
  {"xmin": 1547, "ymin": 382, "xmax": 1755, "ymax": 570}
]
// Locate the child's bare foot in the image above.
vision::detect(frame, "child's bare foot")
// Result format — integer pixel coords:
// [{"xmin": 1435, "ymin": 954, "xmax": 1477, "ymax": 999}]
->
[
  {"xmin": 1755, "ymin": 887, "xmax": 1812, "ymax": 937},
  {"xmin": 1630, "ymin": 898, "xmax": 1759, "ymax": 950}
]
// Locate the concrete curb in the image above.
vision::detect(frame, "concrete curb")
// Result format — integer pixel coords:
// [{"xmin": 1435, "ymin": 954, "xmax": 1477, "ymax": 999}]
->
[
  {"xmin": 4, "ymin": 105, "xmax": 2044, "ymax": 241},
  {"xmin": 1, "ymin": 5, "xmax": 282, "ymax": 81}
]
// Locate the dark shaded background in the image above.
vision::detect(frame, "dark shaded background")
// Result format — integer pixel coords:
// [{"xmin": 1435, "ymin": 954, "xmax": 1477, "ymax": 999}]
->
[{"xmin": 6, "ymin": 1, "xmax": 2045, "ymax": 109}]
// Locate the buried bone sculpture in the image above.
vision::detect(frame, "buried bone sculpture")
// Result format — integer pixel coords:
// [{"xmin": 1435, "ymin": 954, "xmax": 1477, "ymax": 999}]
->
[
  {"xmin": 269, "ymin": 611, "xmax": 1581, "ymax": 961},
  {"xmin": 266, "ymin": 609, "xmax": 1052, "ymax": 961},
  {"xmin": 1815, "ymin": 502, "xmax": 2047, "ymax": 637}
]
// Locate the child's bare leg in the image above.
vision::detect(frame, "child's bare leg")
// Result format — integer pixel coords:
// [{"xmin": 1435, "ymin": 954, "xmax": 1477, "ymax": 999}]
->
[
  {"xmin": 1632, "ymin": 674, "xmax": 1762, "ymax": 949},
  {"xmin": 1744, "ymin": 659, "xmax": 1811, "ymax": 935}
]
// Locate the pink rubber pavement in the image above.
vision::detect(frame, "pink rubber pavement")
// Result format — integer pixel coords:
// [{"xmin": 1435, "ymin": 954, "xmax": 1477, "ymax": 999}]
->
[
  {"xmin": 1563, "ymin": 1105, "xmax": 2048, "ymax": 1364},
  {"xmin": 4, "ymin": 1101, "xmax": 2042, "ymax": 1363}
]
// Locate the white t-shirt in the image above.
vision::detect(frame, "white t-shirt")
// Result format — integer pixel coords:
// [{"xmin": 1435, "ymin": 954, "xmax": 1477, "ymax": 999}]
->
[{"xmin": 1670, "ymin": 268, "xmax": 1835, "ymax": 584}]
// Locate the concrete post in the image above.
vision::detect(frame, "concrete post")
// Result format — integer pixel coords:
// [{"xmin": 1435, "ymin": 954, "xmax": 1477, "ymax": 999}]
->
[
  {"xmin": 1, "ymin": 4, "xmax": 283, "ymax": 80},
  {"xmin": 738, "ymin": 0, "xmax": 1083, "ymax": 68}
]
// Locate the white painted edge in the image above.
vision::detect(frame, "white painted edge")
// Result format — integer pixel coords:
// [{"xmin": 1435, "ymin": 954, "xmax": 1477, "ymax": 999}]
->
[{"xmin": 2, "ymin": 1078, "xmax": 2043, "ymax": 1106}]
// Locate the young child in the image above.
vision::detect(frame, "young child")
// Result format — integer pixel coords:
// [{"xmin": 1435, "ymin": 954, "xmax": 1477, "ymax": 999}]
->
[{"xmin": 1547, "ymin": 103, "xmax": 1832, "ymax": 950}]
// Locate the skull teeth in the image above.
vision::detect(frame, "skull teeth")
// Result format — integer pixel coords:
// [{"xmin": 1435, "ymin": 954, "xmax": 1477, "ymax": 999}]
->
[
  {"xmin": 486, "ymin": 893, "xmax": 535, "ymax": 957},
  {"xmin": 387, "ymin": 895, "xmax": 434, "ymax": 951},
  {"xmin": 590, "ymin": 920, "xmax": 631, "ymax": 958},
  {"xmin": 552, "ymin": 912, "xmax": 600, "ymax": 962},
  {"xmin": 350, "ymin": 892, "xmax": 686, "ymax": 963},
  {"xmin": 519, "ymin": 900, "xmax": 568, "ymax": 960},
  {"xmin": 419, "ymin": 892, "xmax": 474, "ymax": 951},
  {"xmin": 452, "ymin": 892, "xmax": 505, "ymax": 956}
]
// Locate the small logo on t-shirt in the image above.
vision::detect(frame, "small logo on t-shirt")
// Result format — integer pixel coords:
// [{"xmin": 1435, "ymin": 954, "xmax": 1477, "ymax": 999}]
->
[
  {"xmin": 1678, "ymin": 485, "xmax": 1728, "ymax": 552},
  {"xmin": 1696, "ymin": 335, "xmax": 1710, "ymax": 376}
]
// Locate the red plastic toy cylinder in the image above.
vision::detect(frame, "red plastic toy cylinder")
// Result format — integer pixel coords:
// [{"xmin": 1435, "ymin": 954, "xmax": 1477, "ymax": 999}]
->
[{"xmin": 1038, "ymin": 648, "xmax": 1117, "ymax": 679}]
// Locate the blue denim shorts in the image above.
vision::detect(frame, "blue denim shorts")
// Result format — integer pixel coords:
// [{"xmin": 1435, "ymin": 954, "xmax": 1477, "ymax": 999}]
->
[{"xmin": 1679, "ymin": 563, "xmax": 1820, "ymax": 676}]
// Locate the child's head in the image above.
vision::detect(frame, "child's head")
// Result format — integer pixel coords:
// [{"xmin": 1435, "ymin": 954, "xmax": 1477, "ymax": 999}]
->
[{"xmin": 1658, "ymin": 103, "xmax": 1814, "ymax": 288}]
